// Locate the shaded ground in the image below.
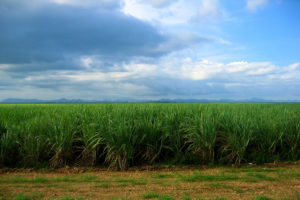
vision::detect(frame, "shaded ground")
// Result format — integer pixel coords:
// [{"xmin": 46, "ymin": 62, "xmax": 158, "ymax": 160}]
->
[{"xmin": 0, "ymin": 163, "xmax": 300, "ymax": 200}]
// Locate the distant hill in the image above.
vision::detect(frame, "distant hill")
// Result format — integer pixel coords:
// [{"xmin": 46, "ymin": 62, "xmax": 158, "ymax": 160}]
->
[
  {"xmin": 1, "ymin": 98, "xmax": 86, "ymax": 103},
  {"xmin": 1, "ymin": 98, "xmax": 300, "ymax": 103}
]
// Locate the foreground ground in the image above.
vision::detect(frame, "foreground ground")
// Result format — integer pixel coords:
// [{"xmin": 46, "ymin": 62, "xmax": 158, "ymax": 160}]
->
[{"xmin": 0, "ymin": 163, "xmax": 300, "ymax": 200}]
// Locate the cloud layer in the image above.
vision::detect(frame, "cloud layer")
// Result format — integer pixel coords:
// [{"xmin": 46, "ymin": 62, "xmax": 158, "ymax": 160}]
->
[
  {"xmin": 0, "ymin": 0, "xmax": 299, "ymax": 100},
  {"xmin": 0, "ymin": 2, "xmax": 168, "ymax": 64}
]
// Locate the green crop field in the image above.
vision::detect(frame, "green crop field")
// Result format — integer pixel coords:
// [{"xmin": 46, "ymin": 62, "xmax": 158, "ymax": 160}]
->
[{"xmin": 0, "ymin": 103, "xmax": 300, "ymax": 170}]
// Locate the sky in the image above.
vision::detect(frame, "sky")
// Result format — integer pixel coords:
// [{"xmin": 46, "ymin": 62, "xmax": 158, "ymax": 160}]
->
[{"xmin": 0, "ymin": 0, "xmax": 299, "ymax": 101}]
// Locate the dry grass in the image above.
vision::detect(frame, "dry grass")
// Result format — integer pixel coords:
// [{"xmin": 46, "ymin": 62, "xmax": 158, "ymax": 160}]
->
[{"xmin": 0, "ymin": 164, "xmax": 300, "ymax": 200}]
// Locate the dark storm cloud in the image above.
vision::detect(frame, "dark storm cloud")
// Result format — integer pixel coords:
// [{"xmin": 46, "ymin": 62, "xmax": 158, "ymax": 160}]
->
[{"xmin": 0, "ymin": 1, "xmax": 167, "ymax": 65}]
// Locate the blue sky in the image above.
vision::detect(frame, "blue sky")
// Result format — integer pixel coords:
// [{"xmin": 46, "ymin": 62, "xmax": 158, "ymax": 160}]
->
[{"xmin": 0, "ymin": 0, "xmax": 299, "ymax": 100}]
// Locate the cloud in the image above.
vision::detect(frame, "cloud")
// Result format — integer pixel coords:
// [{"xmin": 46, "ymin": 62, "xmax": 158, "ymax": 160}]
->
[
  {"xmin": 0, "ymin": 1, "xmax": 169, "ymax": 65},
  {"xmin": 0, "ymin": 0, "xmax": 124, "ymax": 10},
  {"xmin": 155, "ymin": 32, "xmax": 212, "ymax": 54},
  {"xmin": 198, "ymin": 0, "xmax": 222, "ymax": 19},
  {"xmin": 1, "ymin": 55, "xmax": 299, "ymax": 100},
  {"xmin": 123, "ymin": 0, "xmax": 199, "ymax": 25},
  {"xmin": 137, "ymin": 0, "xmax": 175, "ymax": 8},
  {"xmin": 52, "ymin": 0, "xmax": 124, "ymax": 9},
  {"xmin": 246, "ymin": 0, "xmax": 268, "ymax": 12},
  {"xmin": 0, "ymin": 0, "xmax": 299, "ymax": 101},
  {"xmin": 124, "ymin": 0, "xmax": 224, "ymax": 25},
  {"xmin": 0, "ymin": 0, "xmax": 209, "ymax": 75}
]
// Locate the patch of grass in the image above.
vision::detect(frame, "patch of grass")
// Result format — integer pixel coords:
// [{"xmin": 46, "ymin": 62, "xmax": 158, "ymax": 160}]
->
[
  {"xmin": 241, "ymin": 176, "xmax": 260, "ymax": 183},
  {"xmin": 115, "ymin": 178, "xmax": 146, "ymax": 186},
  {"xmin": 233, "ymin": 187, "xmax": 243, "ymax": 193},
  {"xmin": 53, "ymin": 176, "xmax": 72, "ymax": 182},
  {"xmin": 33, "ymin": 176, "xmax": 50, "ymax": 183},
  {"xmin": 255, "ymin": 196, "xmax": 274, "ymax": 200},
  {"xmin": 94, "ymin": 183, "xmax": 110, "ymax": 188},
  {"xmin": 12, "ymin": 193, "xmax": 31, "ymax": 200},
  {"xmin": 3, "ymin": 175, "xmax": 50, "ymax": 184},
  {"xmin": 296, "ymin": 192, "xmax": 300, "ymax": 200},
  {"xmin": 181, "ymin": 173, "xmax": 238, "ymax": 182},
  {"xmin": 276, "ymin": 171, "xmax": 300, "ymax": 181},
  {"xmin": 76, "ymin": 174, "xmax": 98, "ymax": 182},
  {"xmin": 208, "ymin": 183, "xmax": 232, "ymax": 189},
  {"xmin": 115, "ymin": 178, "xmax": 137, "ymax": 183},
  {"xmin": 245, "ymin": 173, "xmax": 277, "ymax": 181},
  {"xmin": 59, "ymin": 196, "xmax": 86, "ymax": 200},
  {"xmin": 287, "ymin": 172, "xmax": 300, "ymax": 179},
  {"xmin": 151, "ymin": 173, "xmax": 174, "ymax": 179},
  {"xmin": 180, "ymin": 196, "xmax": 192, "ymax": 200},
  {"xmin": 158, "ymin": 195, "xmax": 175, "ymax": 200},
  {"xmin": 152, "ymin": 180, "xmax": 170, "ymax": 186},
  {"xmin": 210, "ymin": 198, "xmax": 227, "ymax": 200},
  {"xmin": 45, "ymin": 183, "xmax": 66, "ymax": 188},
  {"xmin": 142, "ymin": 191, "xmax": 160, "ymax": 199},
  {"xmin": 117, "ymin": 183, "xmax": 129, "ymax": 187},
  {"xmin": 131, "ymin": 179, "xmax": 147, "ymax": 185},
  {"xmin": 226, "ymin": 167, "xmax": 280, "ymax": 173},
  {"xmin": 10, "ymin": 176, "xmax": 30, "ymax": 183}
]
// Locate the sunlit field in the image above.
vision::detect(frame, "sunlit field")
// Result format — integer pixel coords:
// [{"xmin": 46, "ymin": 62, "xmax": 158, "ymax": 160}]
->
[
  {"xmin": 1, "ymin": 103, "xmax": 299, "ymax": 169},
  {"xmin": 1, "ymin": 103, "xmax": 300, "ymax": 199}
]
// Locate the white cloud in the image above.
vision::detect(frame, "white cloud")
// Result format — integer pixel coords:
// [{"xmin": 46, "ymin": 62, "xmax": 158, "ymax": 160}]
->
[
  {"xmin": 246, "ymin": 0, "xmax": 268, "ymax": 12},
  {"xmin": 176, "ymin": 60, "xmax": 224, "ymax": 80},
  {"xmin": 138, "ymin": 0, "xmax": 175, "ymax": 8},
  {"xmin": 225, "ymin": 61, "xmax": 275, "ymax": 73},
  {"xmin": 198, "ymin": 0, "xmax": 221, "ymax": 19},
  {"xmin": 123, "ymin": 0, "xmax": 224, "ymax": 25},
  {"xmin": 123, "ymin": 0, "xmax": 199, "ymax": 25},
  {"xmin": 286, "ymin": 63, "xmax": 300, "ymax": 71},
  {"xmin": 161, "ymin": 58, "xmax": 300, "ymax": 84},
  {"xmin": 2, "ymin": 56, "xmax": 300, "ymax": 100},
  {"xmin": 80, "ymin": 57, "xmax": 93, "ymax": 69}
]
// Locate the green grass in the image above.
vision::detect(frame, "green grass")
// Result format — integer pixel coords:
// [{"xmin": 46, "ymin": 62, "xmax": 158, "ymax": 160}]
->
[
  {"xmin": 58, "ymin": 196, "xmax": 86, "ymax": 200},
  {"xmin": 12, "ymin": 193, "xmax": 30, "ymax": 200},
  {"xmin": 158, "ymin": 195, "xmax": 175, "ymax": 200},
  {"xmin": 115, "ymin": 178, "xmax": 146, "ymax": 186},
  {"xmin": 94, "ymin": 183, "xmax": 110, "ymax": 188},
  {"xmin": 181, "ymin": 173, "xmax": 239, "ymax": 182},
  {"xmin": 296, "ymin": 193, "xmax": 300, "ymax": 200},
  {"xmin": 142, "ymin": 191, "xmax": 160, "ymax": 199},
  {"xmin": 255, "ymin": 196, "xmax": 274, "ymax": 200},
  {"xmin": 117, "ymin": 183, "xmax": 129, "ymax": 187},
  {"xmin": 151, "ymin": 173, "xmax": 175, "ymax": 179},
  {"xmin": 76, "ymin": 174, "xmax": 98, "ymax": 182},
  {"xmin": 233, "ymin": 187, "xmax": 243, "ymax": 193},
  {"xmin": 12, "ymin": 193, "xmax": 42, "ymax": 200},
  {"xmin": 210, "ymin": 198, "xmax": 227, "ymax": 200},
  {"xmin": 208, "ymin": 183, "xmax": 232, "ymax": 189},
  {"xmin": 225, "ymin": 167, "xmax": 280, "ymax": 173},
  {"xmin": 0, "ymin": 174, "xmax": 102, "ymax": 184},
  {"xmin": 180, "ymin": 196, "xmax": 192, "ymax": 200},
  {"xmin": 0, "ymin": 176, "xmax": 50, "ymax": 184},
  {"xmin": 0, "ymin": 103, "xmax": 300, "ymax": 170},
  {"xmin": 242, "ymin": 173, "xmax": 277, "ymax": 182}
]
